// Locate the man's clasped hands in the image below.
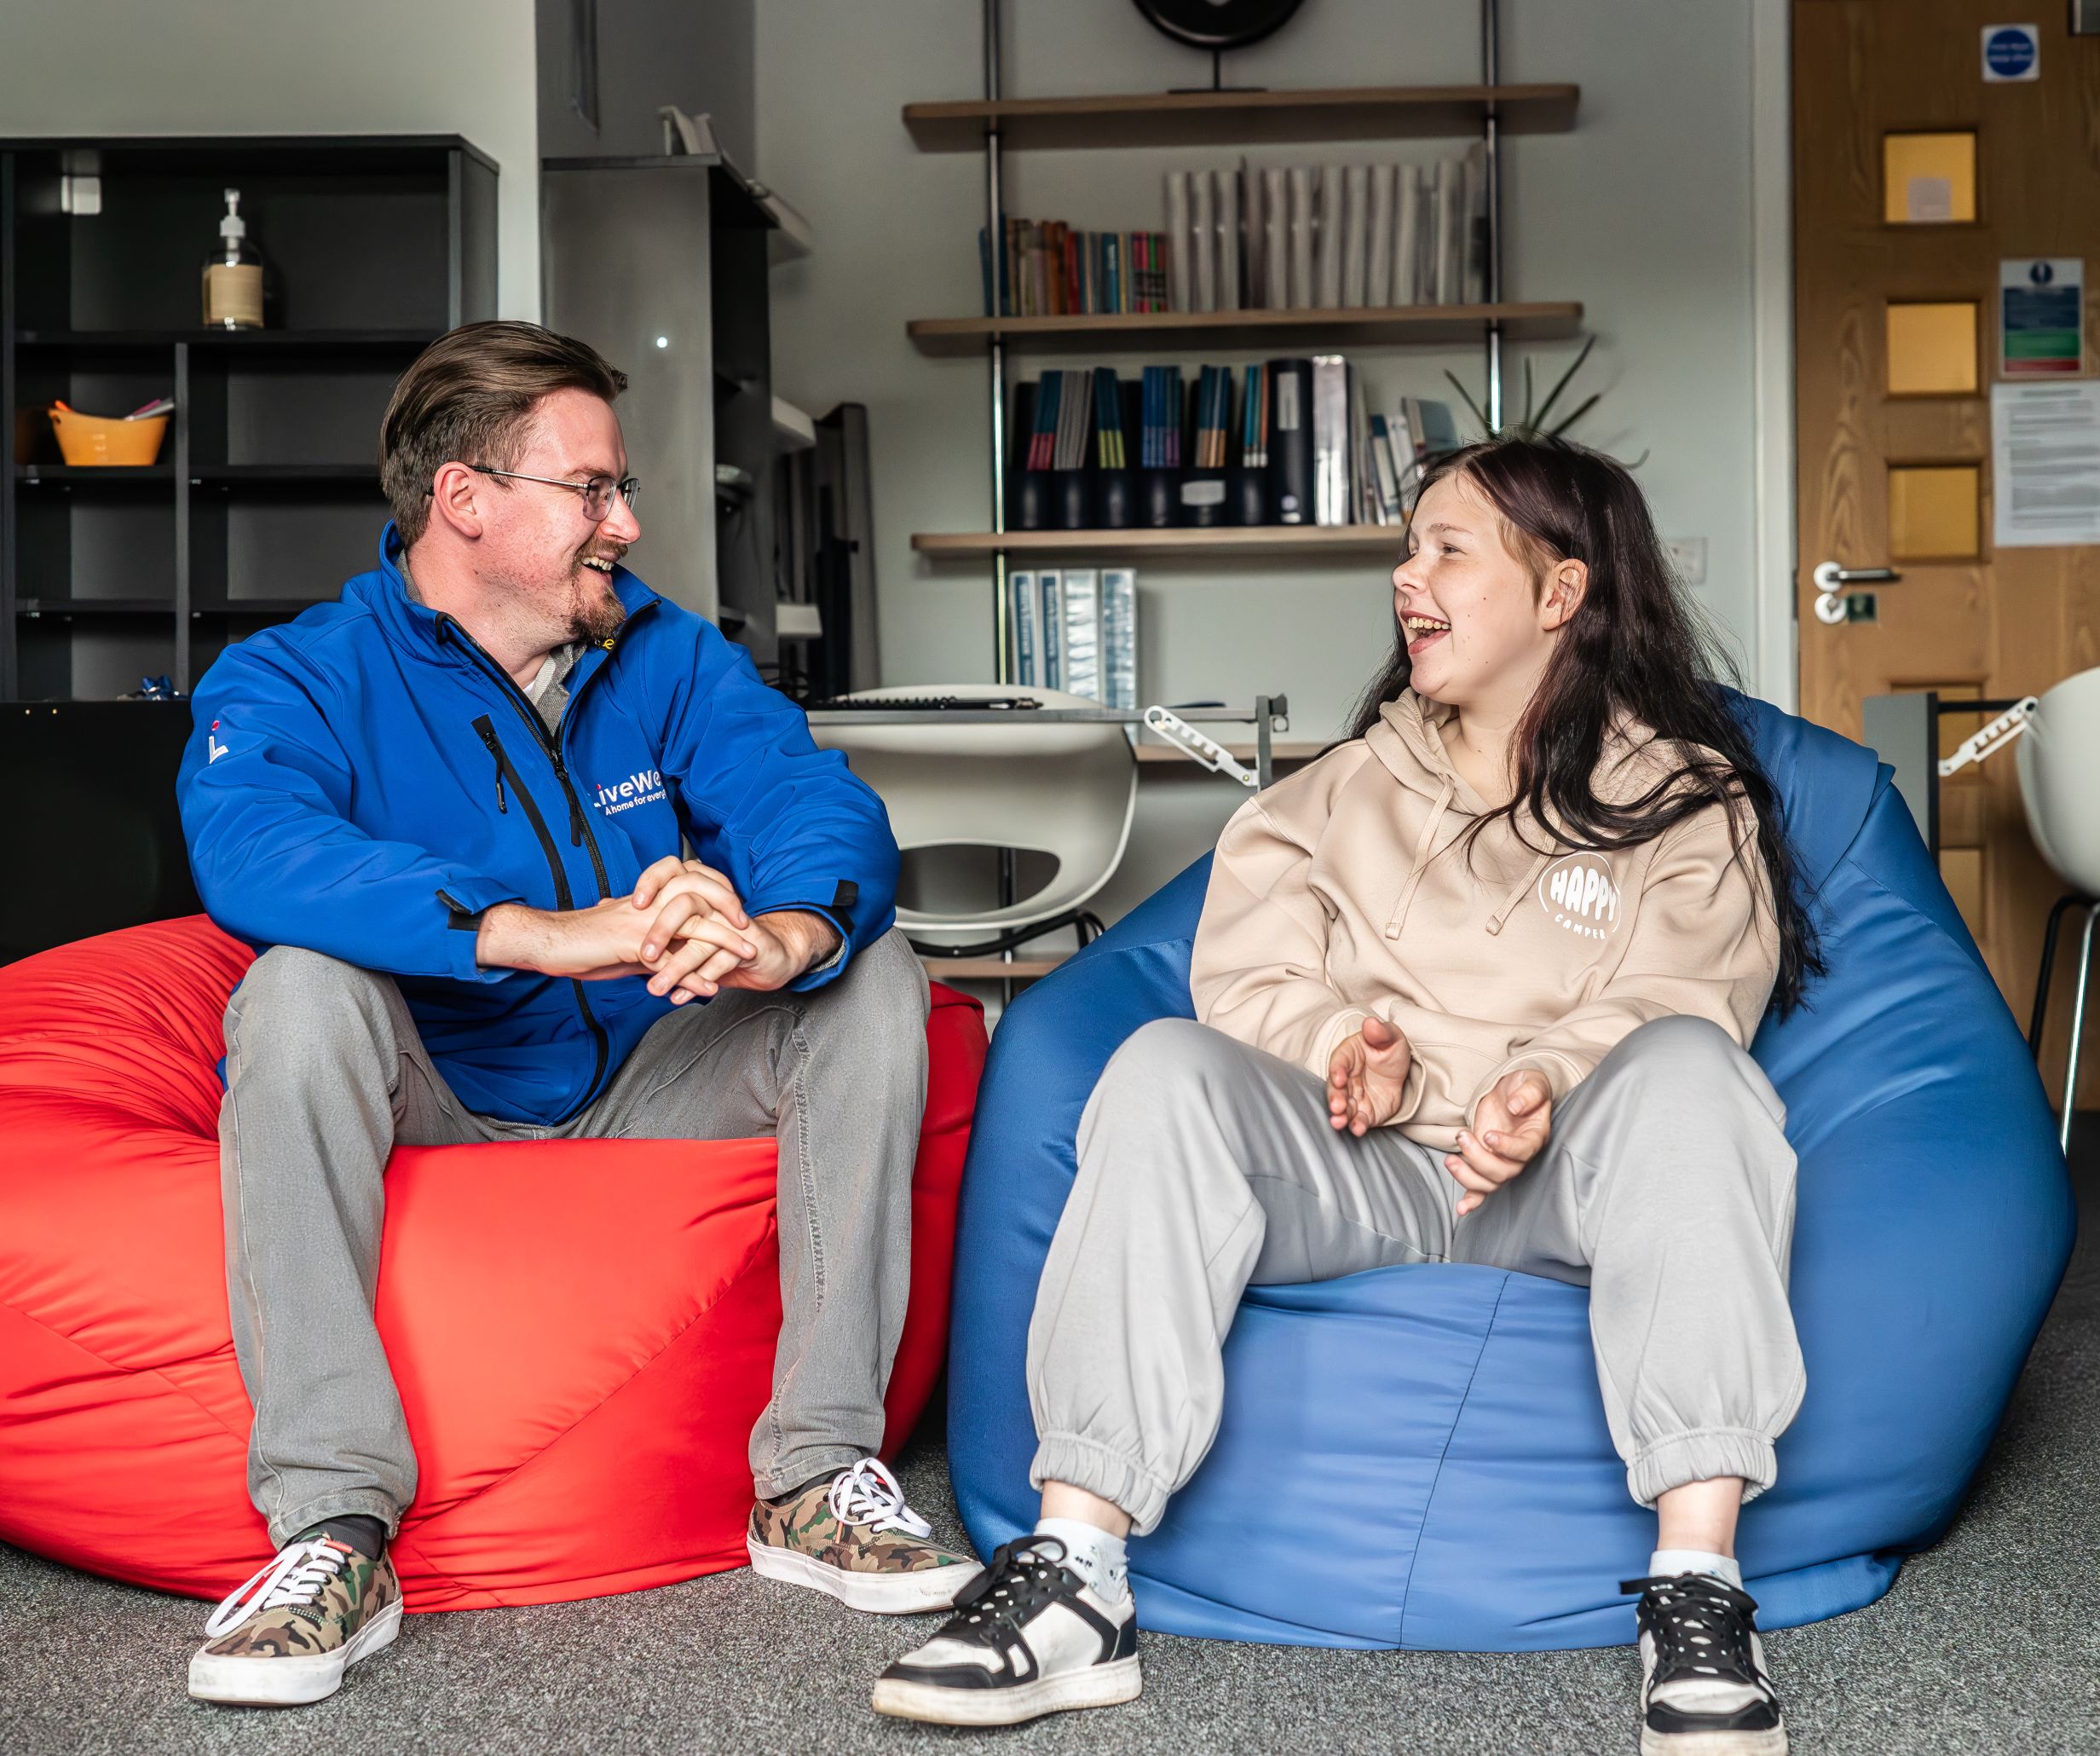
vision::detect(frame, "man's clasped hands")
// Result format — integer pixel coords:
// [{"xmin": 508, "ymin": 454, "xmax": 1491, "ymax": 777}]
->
[{"xmin": 473, "ymin": 856, "xmax": 840, "ymax": 997}]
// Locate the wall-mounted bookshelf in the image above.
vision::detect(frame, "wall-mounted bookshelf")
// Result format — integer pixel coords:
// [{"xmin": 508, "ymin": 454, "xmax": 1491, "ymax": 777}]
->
[
  {"xmin": 1, "ymin": 135, "xmax": 497, "ymax": 701},
  {"xmin": 903, "ymin": 82, "xmax": 1580, "ymax": 152},
  {"xmin": 914, "ymin": 525, "xmax": 1404, "ymax": 558},
  {"xmin": 900, "ymin": 6, "xmax": 1581, "ymax": 686},
  {"xmin": 908, "ymin": 300, "xmax": 1582, "ymax": 356}
]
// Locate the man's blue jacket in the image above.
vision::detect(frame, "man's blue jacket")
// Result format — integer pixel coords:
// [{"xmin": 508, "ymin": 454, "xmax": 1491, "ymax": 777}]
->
[{"xmin": 177, "ymin": 525, "xmax": 898, "ymax": 1126}]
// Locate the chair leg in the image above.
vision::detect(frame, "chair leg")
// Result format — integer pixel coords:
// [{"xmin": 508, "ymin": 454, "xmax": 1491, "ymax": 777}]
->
[
  {"xmin": 2058, "ymin": 904, "xmax": 2100, "ymax": 1158},
  {"xmin": 2029, "ymin": 892, "xmax": 2086, "ymax": 1061}
]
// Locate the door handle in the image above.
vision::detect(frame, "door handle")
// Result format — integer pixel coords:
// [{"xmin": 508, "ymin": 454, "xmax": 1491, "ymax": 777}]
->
[{"xmin": 1812, "ymin": 561, "xmax": 1901, "ymax": 625}]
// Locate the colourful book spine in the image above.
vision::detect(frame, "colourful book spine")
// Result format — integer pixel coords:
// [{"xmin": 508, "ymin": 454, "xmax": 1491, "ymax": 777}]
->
[
  {"xmin": 1093, "ymin": 367, "xmax": 1123, "ymax": 469},
  {"xmin": 1039, "ymin": 570, "xmax": 1063, "ymax": 690},
  {"xmin": 1012, "ymin": 569, "xmax": 1037, "ymax": 686}
]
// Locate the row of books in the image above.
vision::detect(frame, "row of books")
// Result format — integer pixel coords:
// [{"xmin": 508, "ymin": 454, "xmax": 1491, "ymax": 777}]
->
[
  {"xmin": 1306, "ymin": 364, "xmax": 1466, "ymax": 526},
  {"xmin": 979, "ymin": 220, "xmax": 1173, "ymax": 318},
  {"xmin": 1165, "ymin": 147, "xmax": 1490, "ymax": 315},
  {"xmin": 1011, "ymin": 567, "xmax": 1139, "ymax": 706},
  {"xmin": 1011, "ymin": 361, "xmax": 1462, "ymax": 528}
]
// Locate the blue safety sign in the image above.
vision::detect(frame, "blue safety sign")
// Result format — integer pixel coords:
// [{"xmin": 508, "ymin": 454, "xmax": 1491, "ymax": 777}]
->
[{"xmin": 1983, "ymin": 24, "xmax": 2040, "ymax": 82}]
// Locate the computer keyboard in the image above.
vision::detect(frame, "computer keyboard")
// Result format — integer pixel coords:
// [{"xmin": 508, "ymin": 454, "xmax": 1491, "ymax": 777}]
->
[{"xmin": 802, "ymin": 695, "xmax": 1044, "ymax": 712}]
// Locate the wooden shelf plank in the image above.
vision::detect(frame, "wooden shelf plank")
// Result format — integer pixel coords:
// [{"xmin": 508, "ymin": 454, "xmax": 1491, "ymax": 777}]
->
[
  {"xmin": 908, "ymin": 301, "xmax": 1581, "ymax": 355},
  {"xmin": 913, "ymin": 524, "xmax": 1405, "ymax": 557},
  {"xmin": 922, "ymin": 955, "xmax": 1070, "ymax": 981},
  {"xmin": 903, "ymin": 83, "xmax": 1579, "ymax": 152}
]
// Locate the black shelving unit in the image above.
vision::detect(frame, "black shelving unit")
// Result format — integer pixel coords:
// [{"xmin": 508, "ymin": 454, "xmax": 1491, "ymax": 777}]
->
[{"xmin": 1, "ymin": 136, "xmax": 499, "ymax": 699}]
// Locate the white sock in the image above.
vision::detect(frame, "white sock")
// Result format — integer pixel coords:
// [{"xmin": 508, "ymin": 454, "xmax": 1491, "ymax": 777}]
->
[
  {"xmin": 1642, "ymin": 1550, "xmax": 1761, "ymax": 1717},
  {"xmin": 1648, "ymin": 1547, "xmax": 1743, "ymax": 1589},
  {"xmin": 1032, "ymin": 1517, "xmax": 1129, "ymax": 1604}
]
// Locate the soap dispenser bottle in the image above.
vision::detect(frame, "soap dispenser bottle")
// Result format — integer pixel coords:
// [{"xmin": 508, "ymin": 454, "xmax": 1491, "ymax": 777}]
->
[{"xmin": 202, "ymin": 188, "xmax": 265, "ymax": 330}]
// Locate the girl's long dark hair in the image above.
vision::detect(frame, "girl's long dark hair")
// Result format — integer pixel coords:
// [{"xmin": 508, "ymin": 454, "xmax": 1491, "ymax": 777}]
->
[{"xmin": 1349, "ymin": 436, "xmax": 1823, "ymax": 1016}]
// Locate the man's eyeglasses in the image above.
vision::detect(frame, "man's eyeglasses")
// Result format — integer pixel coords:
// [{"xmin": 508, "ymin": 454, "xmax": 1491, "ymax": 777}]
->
[{"xmin": 455, "ymin": 465, "xmax": 640, "ymax": 522}]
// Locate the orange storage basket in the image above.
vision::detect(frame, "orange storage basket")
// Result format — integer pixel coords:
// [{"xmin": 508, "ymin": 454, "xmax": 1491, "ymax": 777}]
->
[{"xmin": 49, "ymin": 405, "xmax": 169, "ymax": 466}]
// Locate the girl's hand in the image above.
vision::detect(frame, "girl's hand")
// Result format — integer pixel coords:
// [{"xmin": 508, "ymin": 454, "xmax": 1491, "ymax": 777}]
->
[
  {"xmin": 1447, "ymin": 1069, "xmax": 1553, "ymax": 1216},
  {"xmin": 1327, "ymin": 1015, "xmax": 1413, "ymax": 1135}
]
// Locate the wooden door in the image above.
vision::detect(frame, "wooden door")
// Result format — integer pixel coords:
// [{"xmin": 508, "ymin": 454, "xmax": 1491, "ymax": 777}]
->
[{"xmin": 1794, "ymin": 2, "xmax": 2100, "ymax": 1106}]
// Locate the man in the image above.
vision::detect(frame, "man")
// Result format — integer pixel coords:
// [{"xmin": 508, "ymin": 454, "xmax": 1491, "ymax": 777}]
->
[{"xmin": 177, "ymin": 321, "xmax": 976, "ymax": 1709}]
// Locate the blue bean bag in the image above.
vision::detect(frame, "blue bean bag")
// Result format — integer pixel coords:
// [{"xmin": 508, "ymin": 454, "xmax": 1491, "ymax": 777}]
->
[{"xmin": 946, "ymin": 695, "xmax": 2076, "ymax": 1650}]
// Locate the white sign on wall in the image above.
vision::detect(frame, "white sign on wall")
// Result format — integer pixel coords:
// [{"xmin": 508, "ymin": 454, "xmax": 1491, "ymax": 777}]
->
[{"xmin": 1992, "ymin": 381, "xmax": 2100, "ymax": 547}]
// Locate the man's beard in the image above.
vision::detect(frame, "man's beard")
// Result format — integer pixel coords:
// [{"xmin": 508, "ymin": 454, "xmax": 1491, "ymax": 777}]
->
[{"xmin": 568, "ymin": 557, "xmax": 627, "ymax": 644}]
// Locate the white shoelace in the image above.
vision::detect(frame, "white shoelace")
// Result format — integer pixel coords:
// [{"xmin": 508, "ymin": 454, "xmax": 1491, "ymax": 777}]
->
[
  {"xmin": 827, "ymin": 1457, "xmax": 932, "ymax": 1539},
  {"xmin": 201, "ymin": 1536, "xmax": 351, "ymax": 1637}
]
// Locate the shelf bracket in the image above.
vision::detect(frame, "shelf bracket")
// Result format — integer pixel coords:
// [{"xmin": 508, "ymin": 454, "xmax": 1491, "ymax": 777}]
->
[{"xmin": 1143, "ymin": 705, "xmax": 1260, "ymax": 788}]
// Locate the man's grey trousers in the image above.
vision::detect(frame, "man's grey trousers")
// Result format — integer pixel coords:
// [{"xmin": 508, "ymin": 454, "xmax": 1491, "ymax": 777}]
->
[
  {"xmin": 218, "ymin": 929, "xmax": 930, "ymax": 1548},
  {"xmin": 1026, "ymin": 1014, "xmax": 1804, "ymax": 1534}
]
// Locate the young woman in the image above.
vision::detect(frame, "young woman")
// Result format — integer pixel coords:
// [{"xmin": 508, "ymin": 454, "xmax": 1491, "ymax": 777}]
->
[{"xmin": 874, "ymin": 438, "xmax": 1819, "ymax": 1754}]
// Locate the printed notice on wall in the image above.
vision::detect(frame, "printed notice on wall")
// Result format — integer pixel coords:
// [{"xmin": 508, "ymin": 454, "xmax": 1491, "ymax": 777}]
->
[
  {"xmin": 2001, "ymin": 258, "xmax": 2084, "ymax": 376},
  {"xmin": 1992, "ymin": 381, "xmax": 2100, "ymax": 546}
]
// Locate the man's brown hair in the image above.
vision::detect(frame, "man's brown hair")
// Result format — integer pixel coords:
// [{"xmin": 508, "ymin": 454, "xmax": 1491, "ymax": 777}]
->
[{"xmin": 378, "ymin": 321, "xmax": 627, "ymax": 546}]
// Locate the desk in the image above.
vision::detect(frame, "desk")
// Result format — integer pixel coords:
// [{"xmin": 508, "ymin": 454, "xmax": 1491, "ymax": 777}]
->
[{"xmin": 806, "ymin": 694, "xmax": 1292, "ymax": 786}]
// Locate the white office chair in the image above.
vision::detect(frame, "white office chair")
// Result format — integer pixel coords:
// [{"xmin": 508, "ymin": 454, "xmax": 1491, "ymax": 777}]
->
[
  {"xmin": 2016, "ymin": 665, "xmax": 2100, "ymax": 1152},
  {"xmin": 810, "ymin": 684, "xmax": 1138, "ymax": 958}
]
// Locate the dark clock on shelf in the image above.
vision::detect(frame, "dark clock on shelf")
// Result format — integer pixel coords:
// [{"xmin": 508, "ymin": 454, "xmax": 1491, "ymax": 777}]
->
[{"xmin": 1132, "ymin": 0, "xmax": 1307, "ymax": 51}]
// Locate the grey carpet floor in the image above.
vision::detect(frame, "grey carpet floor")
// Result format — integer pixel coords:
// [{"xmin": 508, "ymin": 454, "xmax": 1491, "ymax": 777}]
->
[{"xmin": 3, "ymin": 1148, "xmax": 2093, "ymax": 1756}]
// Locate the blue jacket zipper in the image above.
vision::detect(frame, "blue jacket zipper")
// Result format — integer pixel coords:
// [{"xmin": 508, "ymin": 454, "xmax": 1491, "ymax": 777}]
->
[
  {"xmin": 441, "ymin": 609, "xmax": 622, "ymax": 1119},
  {"xmin": 470, "ymin": 714, "xmax": 610, "ymax": 1119}
]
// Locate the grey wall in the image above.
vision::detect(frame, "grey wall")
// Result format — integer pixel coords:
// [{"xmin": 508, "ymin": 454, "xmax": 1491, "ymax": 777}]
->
[
  {"xmin": 0, "ymin": 0, "xmax": 542, "ymax": 319},
  {"xmin": 755, "ymin": 0, "xmax": 1766, "ymax": 944},
  {"xmin": 537, "ymin": 0, "xmax": 756, "ymax": 168}
]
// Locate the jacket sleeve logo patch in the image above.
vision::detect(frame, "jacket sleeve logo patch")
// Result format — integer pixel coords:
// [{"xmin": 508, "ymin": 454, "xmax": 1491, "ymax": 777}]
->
[
  {"xmin": 207, "ymin": 719, "xmax": 230, "ymax": 764},
  {"xmin": 1538, "ymin": 852, "xmax": 1621, "ymax": 940},
  {"xmin": 592, "ymin": 767, "xmax": 667, "ymax": 816}
]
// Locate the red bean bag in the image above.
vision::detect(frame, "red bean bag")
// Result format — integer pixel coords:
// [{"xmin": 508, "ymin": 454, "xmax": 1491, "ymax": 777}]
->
[{"xmin": 0, "ymin": 916, "xmax": 985, "ymax": 1612}]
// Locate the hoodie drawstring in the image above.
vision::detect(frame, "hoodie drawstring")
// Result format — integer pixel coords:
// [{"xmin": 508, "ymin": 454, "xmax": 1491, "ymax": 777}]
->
[
  {"xmin": 1383, "ymin": 773, "xmax": 1457, "ymax": 939},
  {"xmin": 1381, "ymin": 773, "xmax": 1553, "ymax": 941},
  {"xmin": 1486, "ymin": 848, "xmax": 1553, "ymax": 937}
]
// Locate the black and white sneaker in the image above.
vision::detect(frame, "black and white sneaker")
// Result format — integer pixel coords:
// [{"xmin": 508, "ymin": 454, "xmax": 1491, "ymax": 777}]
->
[
  {"xmin": 870, "ymin": 1536, "xmax": 1139, "ymax": 1726},
  {"xmin": 1623, "ymin": 1573, "xmax": 1788, "ymax": 1755}
]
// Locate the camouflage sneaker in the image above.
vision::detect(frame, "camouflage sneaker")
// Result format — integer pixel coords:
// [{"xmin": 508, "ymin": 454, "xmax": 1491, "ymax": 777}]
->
[
  {"xmin": 747, "ymin": 1456, "xmax": 980, "ymax": 1614},
  {"xmin": 188, "ymin": 1532, "xmax": 402, "ymax": 1707}
]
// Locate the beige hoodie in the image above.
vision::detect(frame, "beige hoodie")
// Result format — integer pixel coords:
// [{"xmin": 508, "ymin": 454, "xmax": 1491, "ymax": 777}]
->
[{"xmin": 1190, "ymin": 690, "xmax": 1780, "ymax": 1150}]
